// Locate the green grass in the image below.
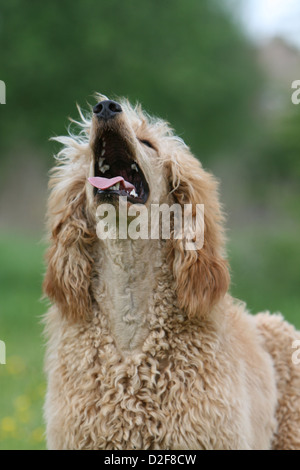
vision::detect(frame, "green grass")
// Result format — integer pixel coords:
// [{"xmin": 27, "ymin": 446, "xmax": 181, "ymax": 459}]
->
[
  {"xmin": 0, "ymin": 228, "xmax": 299, "ymax": 449},
  {"xmin": 0, "ymin": 235, "xmax": 46, "ymax": 450},
  {"xmin": 228, "ymin": 226, "xmax": 300, "ymax": 329}
]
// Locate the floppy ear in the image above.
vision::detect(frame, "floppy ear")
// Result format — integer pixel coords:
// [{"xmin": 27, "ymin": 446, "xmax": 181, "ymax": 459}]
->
[
  {"xmin": 168, "ymin": 146, "xmax": 230, "ymax": 319},
  {"xmin": 43, "ymin": 166, "xmax": 96, "ymax": 323}
]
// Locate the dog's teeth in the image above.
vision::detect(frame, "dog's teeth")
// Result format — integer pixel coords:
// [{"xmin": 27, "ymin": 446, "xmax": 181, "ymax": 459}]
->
[
  {"xmin": 110, "ymin": 183, "xmax": 120, "ymax": 190},
  {"xmin": 102, "ymin": 140, "xmax": 106, "ymax": 148},
  {"xmin": 130, "ymin": 189, "xmax": 138, "ymax": 198},
  {"xmin": 131, "ymin": 163, "xmax": 138, "ymax": 172},
  {"xmin": 98, "ymin": 157, "xmax": 105, "ymax": 169},
  {"xmin": 100, "ymin": 164, "xmax": 110, "ymax": 173},
  {"xmin": 101, "ymin": 149, "xmax": 106, "ymax": 156}
]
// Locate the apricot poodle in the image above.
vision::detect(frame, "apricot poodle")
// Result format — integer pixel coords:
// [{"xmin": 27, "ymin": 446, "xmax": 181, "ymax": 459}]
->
[{"xmin": 43, "ymin": 94, "xmax": 300, "ymax": 450}]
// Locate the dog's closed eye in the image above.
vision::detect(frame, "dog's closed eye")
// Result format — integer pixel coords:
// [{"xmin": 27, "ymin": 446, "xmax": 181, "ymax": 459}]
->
[{"xmin": 139, "ymin": 139, "xmax": 154, "ymax": 149}]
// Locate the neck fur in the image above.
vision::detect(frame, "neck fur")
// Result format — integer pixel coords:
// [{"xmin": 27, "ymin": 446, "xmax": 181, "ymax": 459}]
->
[{"xmin": 94, "ymin": 238, "xmax": 170, "ymax": 351}]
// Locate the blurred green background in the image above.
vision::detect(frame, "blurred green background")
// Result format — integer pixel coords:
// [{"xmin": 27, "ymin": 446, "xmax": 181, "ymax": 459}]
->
[{"xmin": 0, "ymin": 0, "xmax": 299, "ymax": 450}]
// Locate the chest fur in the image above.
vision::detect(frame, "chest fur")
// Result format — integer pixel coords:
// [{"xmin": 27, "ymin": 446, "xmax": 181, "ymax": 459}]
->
[{"xmin": 48, "ymin": 313, "xmax": 256, "ymax": 450}]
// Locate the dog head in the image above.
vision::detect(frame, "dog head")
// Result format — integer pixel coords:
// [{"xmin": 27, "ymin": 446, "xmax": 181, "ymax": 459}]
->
[
  {"xmin": 87, "ymin": 94, "xmax": 171, "ymax": 210},
  {"xmin": 44, "ymin": 95, "xmax": 230, "ymax": 321}
]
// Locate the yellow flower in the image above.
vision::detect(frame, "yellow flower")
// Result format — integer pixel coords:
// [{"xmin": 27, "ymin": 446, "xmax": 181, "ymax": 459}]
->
[
  {"xmin": 14, "ymin": 395, "xmax": 31, "ymax": 412},
  {"xmin": 1, "ymin": 416, "xmax": 17, "ymax": 434}
]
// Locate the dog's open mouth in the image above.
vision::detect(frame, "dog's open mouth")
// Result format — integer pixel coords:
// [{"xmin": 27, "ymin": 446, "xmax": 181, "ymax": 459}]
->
[{"xmin": 89, "ymin": 131, "xmax": 149, "ymax": 204}]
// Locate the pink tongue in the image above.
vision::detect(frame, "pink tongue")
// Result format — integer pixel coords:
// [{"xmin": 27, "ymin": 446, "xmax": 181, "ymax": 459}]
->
[{"xmin": 88, "ymin": 176, "xmax": 135, "ymax": 191}]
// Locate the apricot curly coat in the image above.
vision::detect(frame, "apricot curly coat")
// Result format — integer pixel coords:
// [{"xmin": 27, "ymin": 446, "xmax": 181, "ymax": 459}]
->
[{"xmin": 43, "ymin": 95, "xmax": 300, "ymax": 450}]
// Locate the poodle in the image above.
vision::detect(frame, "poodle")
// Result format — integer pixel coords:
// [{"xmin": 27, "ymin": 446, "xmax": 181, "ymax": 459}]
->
[{"xmin": 43, "ymin": 94, "xmax": 300, "ymax": 450}]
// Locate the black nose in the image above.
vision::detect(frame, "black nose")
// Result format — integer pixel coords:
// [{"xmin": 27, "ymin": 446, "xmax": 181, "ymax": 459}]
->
[{"xmin": 93, "ymin": 100, "xmax": 122, "ymax": 120}]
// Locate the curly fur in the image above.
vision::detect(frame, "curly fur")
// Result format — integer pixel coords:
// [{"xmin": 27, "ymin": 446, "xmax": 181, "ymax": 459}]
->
[{"xmin": 43, "ymin": 95, "xmax": 300, "ymax": 450}]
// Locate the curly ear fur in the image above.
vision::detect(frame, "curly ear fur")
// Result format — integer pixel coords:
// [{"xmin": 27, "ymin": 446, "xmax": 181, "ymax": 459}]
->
[
  {"xmin": 43, "ymin": 141, "xmax": 97, "ymax": 322},
  {"xmin": 168, "ymin": 145, "xmax": 230, "ymax": 319}
]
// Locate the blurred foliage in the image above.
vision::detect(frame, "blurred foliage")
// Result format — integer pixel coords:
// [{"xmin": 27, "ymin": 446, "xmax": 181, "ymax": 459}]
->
[
  {"xmin": 262, "ymin": 108, "xmax": 300, "ymax": 180},
  {"xmin": 0, "ymin": 0, "xmax": 261, "ymax": 162}
]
